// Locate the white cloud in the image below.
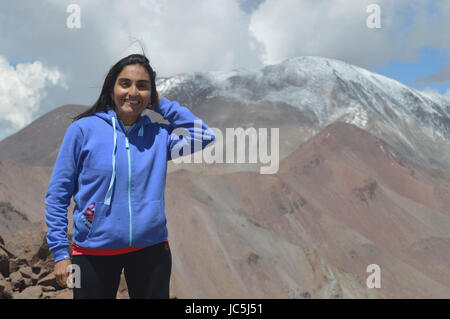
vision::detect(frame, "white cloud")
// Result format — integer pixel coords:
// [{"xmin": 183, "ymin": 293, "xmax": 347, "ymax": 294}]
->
[
  {"xmin": 445, "ymin": 88, "xmax": 450, "ymax": 100},
  {"xmin": 248, "ymin": 0, "xmax": 438, "ymax": 68},
  {"xmin": 44, "ymin": 0, "xmax": 265, "ymax": 76},
  {"xmin": 0, "ymin": 56, "xmax": 65, "ymax": 139},
  {"xmin": 0, "ymin": 0, "xmax": 267, "ymax": 139},
  {"xmin": 421, "ymin": 86, "xmax": 440, "ymax": 95},
  {"xmin": 0, "ymin": 0, "xmax": 448, "ymax": 141}
]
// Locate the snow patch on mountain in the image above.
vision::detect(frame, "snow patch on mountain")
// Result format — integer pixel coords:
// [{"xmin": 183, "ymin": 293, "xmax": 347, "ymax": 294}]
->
[
  {"xmin": 156, "ymin": 55, "xmax": 450, "ymax": 171},
  {"xmin": 339, "ymin": 106, "xmax": 369, "ymax": 128}
]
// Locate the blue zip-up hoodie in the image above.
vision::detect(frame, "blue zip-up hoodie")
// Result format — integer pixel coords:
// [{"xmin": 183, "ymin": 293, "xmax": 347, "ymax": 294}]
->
[{"xmin": 45, "ymin": 97, "xmax": 216, "ymax": 262}]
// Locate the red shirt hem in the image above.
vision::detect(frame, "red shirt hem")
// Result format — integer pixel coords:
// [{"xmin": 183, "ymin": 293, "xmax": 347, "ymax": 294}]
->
[{"xmin": 71, "ymin": 239, "xmax": 168, "ymax": 256}]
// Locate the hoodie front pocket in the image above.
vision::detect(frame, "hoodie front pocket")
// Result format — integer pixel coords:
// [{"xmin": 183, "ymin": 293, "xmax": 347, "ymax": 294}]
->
[
  {"xmin": 74, "ymin": 201, "xmax": 132, "ymax": 248},
  {"xmin": 80, "ymin": 204, "xmax": 95, "ymax": 229},
  {"xmin": 75, "ymin": 202, "xmax": 99, "ymax": 243}
]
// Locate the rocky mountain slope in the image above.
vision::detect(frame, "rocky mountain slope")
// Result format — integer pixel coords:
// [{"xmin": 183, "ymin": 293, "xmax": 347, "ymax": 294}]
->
[
  {"xmin": 0, "ymin": 161, "xmax": 52, "ymax": 238},
  {"xmin": 165, "ymin": 121, "xmax": 450, "ymax": 298},
  {"xmin": 0, "ymin": 55, "xmax": 449, "ymax": 298},
  {"xmin": 2, "ymin": 121, "xmax": 449, "ymax": 298},
  {"xmin": 0, "ymin": 105, "xmax": 87, "ymax": 167}
]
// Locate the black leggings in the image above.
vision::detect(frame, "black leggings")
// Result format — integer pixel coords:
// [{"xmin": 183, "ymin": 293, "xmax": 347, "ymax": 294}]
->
[{"xmin": 71, "ymin": 241, "xmax": 172, "ymax": 299}]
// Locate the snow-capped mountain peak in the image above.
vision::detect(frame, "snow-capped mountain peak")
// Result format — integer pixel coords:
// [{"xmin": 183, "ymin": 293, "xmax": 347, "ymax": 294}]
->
[{"xmin": 156, "ymin": 55, "xmax": 450, "ymax": 171}]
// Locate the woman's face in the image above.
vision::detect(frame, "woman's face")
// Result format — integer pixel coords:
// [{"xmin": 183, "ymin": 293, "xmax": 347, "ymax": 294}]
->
[{"xmin": 111, "ymin": 64, "xmax": 152, "ymax": 125}]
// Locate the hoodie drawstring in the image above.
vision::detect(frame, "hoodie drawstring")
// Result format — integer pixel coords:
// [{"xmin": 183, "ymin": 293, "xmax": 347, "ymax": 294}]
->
[{"xmin": 104, "ymin": 116, "xmax": 117, "ymax": 205}]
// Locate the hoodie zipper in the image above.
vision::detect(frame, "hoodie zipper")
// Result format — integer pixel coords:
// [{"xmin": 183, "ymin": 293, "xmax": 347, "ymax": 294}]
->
[
  {"xmin": 125, "ymin": 133, "xmax": 133, "ymax": 247},
  {"xmin": 114, "ymin": 115, "xmax": 148, "ymax": 248}
]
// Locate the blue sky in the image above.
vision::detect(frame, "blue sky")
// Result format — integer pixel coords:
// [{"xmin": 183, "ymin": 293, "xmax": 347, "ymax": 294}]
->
[
  {"xmin": 371, "ymin": 0, "xmax": 449, "ymax": 93},
  {"xmin": 239, "ymin": 0, "xmax": 265, "ymax": 14},
  {"xmin": 373, "ymin": 47, "xmax": 449, "ymax": 93}
]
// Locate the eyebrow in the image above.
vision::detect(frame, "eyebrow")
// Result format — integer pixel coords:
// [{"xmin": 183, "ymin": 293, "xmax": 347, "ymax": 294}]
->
[{"xmin": 118, "ymin": 78, "xmax": 150, "ymax": 83}]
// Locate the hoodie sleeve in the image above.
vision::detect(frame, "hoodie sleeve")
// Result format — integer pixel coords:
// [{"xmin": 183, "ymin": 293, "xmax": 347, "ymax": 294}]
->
[
  {"xmin": 155, "ymin": 97, "xmax": 216, "ymax": 161},
  {"xmin": 45, "ymin": 122, "xmax": 84, "ymax": 262}
]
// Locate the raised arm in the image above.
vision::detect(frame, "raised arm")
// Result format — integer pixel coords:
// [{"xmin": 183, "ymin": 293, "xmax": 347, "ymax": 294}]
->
[{"xmin": 155, "ymin": 93, "xmax": 216, "ymax": 161}]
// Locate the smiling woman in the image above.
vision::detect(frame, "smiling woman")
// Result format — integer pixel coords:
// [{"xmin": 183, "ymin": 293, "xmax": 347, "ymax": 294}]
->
[
  {"xmin": 111, "ymin": 64, "xmax": 153, "ymax": 125},
  {"xmin": 44, "ymin": 53, "xmax": 216, "ymax": 299},
  {"xmin": 73, "ymin": 54, "xmax": 159, "ymax": 123}
]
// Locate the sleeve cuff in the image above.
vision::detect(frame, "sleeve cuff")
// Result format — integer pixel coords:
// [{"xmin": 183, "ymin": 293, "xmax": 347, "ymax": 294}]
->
[{"xmin": 53, "ymin": 248, "xmax": 70, "ymax": 263}]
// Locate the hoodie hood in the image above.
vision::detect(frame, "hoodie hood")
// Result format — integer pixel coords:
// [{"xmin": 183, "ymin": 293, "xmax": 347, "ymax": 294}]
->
[{"xmin": 94, "ymin": 108, "xmax": 153, "ymax": 131}]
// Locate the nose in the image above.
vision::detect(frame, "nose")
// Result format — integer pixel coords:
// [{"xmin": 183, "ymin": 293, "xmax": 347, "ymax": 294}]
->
[{"xmin": 127, "ymin": 84, "xmax": 139, "ymax": 97}]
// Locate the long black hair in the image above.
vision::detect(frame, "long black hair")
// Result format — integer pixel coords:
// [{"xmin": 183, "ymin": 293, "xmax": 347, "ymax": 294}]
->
[{"xmin": 73, "ymin": 54, "xmax": 159, "ymax": 122}]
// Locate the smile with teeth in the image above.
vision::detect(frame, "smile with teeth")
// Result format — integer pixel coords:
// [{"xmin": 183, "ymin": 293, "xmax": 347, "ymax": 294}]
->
[{"xmin": 124, "ymin": 99, "xmax": 140, "ymax": 105}]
